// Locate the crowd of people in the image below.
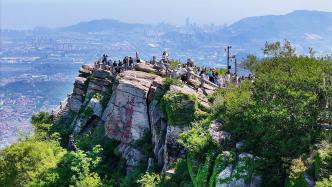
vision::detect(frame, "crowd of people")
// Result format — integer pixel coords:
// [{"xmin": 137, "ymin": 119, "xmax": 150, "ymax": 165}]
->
[{"xmin": 94, "ymin": 52, "xmax": 254, "ymax": 88}]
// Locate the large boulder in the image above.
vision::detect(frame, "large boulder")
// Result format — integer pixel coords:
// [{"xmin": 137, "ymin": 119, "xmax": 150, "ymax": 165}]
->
[
  {"xmin": 135, "ymin": 63, "xmax": 158, "ymax": 74},
  {"xmin": 102, "ymin": 71, "xmax": 162, "ymax": 143},
  {"xmin": 149, "ymin": 99, "xmax": 168, "ymax": 169},
  {"xmin": 163, "ymin": 125, "xmax": 189, "ymax": 171},
  {"xmin": 68, "ymin": 94, "xmax": 83, "ymax": 112},
  {"xmin": 86, "ymin": 98, "xmax": 103, "ymax": 118},
  {"xmin": 216, "ymin": 166, "xmax": 233, "ymax": 187},
  {"xmin": 216, "ymin": 153, "xmax": 262, "ymax": 187},
  {"xmin": 86, "ymin": 78, "xmax": 112, "ymax": 95},
  {"xmin": 209, "ymin": 121, "xmax": 231, "ymax": 144},
  {"xmin": 117, "ymin": 143, "xmax": 144, "ymax": 174},
  {"xmin": 169, "ymin": 84, "xmax": 210, "ymax": 108},
  {"xmin": 91, "ymin": 69, "xmax": 112, "ymax": 79}
]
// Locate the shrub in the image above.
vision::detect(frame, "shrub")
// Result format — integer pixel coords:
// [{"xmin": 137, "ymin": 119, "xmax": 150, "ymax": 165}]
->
[
  {"xmin": 285, "ymin": 158, "xmax": 307, "ymax": 187},
  {"xmin": 169, "ymin": 60, "xmax": 181, "ymax": 69},
  {"xmin": 84, "ymin": 107, "xmax": 94, "ymax": 118},
  {"xmin": 160, "ymin": 92, "xmax": 197, "ymax": 127},
  {"xmin": 316, "ymin": 176, "xmax": 332, "ymax": 187},
  {"xmin": 137, "ymin": 172, "xmax": 161, "ymax": 187},
  {"xmin": 0, "ymin": 140, "xmax": 66, "ymax": 187},
  {"xmin": 31, "ymin": 112, "xmax": 52, "ymax": 124}
]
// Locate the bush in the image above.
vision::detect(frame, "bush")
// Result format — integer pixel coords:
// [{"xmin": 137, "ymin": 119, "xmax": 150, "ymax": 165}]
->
[
  {"xmin": 285, "ymin": 158, "xmax": 307, "ymax": 187},
  {"xmin": 169, "ymin": 60, "xmax": 181, "ymax": 69},
  {"xmin": 31, "ymin": 112, "xmax": 52, "ymax": 124},
  {"xmin": 316, "ymin": 176, "xmax": 332, "ymax": 187},
  {"xmin": 137, "ymin": 172, "xmax": 161, "ymax": 187},
  {"xmin": 158, "ymin": 158, "xmax": 193, "ymax": 187},
  {"xmin": 313, "ymin": 141, "xmax": 332, "ymax": 180},
  {"xmin": 0, "ymin": 140, "xmax": 66, "ymax": 187},
  {"xmin": 160, "ymin": 92, "xmax": 197, "ymax": 127}
]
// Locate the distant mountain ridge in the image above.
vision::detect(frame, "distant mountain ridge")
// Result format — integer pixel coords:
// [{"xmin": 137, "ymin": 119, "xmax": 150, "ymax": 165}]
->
[
  {"xmin": 59, "ymin": 19, "xmax": 150, "ymax": 32},
  {"xmin": 53, "ymin": 10, "xmax": 332, "ymax": 54},
  {"xmin": 225, "ymin": 10, "xmax": 332, "ymax": 39}
]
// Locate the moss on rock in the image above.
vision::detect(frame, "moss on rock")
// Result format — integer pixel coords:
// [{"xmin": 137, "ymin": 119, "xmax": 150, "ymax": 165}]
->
[{"xmin": 160, "ymin": 92, "xmax": 197, "ymax": 127}]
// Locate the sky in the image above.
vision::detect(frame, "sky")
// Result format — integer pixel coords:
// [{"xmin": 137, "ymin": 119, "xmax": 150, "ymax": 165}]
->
[{"xmin": 1, "ymin": 0, "xmax": 332, "ymax": 29}]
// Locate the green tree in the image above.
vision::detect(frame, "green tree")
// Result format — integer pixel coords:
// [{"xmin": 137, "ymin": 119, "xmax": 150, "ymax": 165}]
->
[
  {"xmin": 212, "ymin": 43, "xmax": 332, "ymax": 186},
  {"xmin": 0, "ymin": 140, "xmax": 66, "ymax": 187},
  {"xmin": 28, "ymin": 146, "xmax": 103, "ymax": 187}
]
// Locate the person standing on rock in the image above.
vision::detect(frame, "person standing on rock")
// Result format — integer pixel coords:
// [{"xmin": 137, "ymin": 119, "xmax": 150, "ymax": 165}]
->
[
  {"xmin": 180, "ymin": 64, "xmax": 188, "ymax": 83},
  {"xmin": 162, "ymin": 50, "xmax": 169, "ymax": 62},
  {"xmin": 123, "ymin": 56, "xmax": 129, "ymax": 70},
  {"xmin": 112, "ymin": 60, "xmax": 118, "ymax": 74},
  {"xmin": 102, "ymin": 54, "xmax": 108, "ymax": 68},
  {"xmin": 136, "ymin": 52, "xmax": 141, "ymax": 63},
  {"xmin": 118, "ymin": 60, "xmax": 123, "ymax": 73},
  {"xmin": 129, "ymin": 57, "xmax": 134, "ymax": 70},
  {"xmin": 150, "ymin": 56, "xmax": 157, "ymax": 65},
  {"xmin": 200, "ymin": 70, "xmax": 206, "ymax": 88}
]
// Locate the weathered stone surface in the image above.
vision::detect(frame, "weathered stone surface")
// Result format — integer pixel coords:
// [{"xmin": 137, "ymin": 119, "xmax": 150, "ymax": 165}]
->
[
  {"xmin": 163, "ymin": 126, "xmax": 189, "ymax": 171},
  {"xmin": 74, "ymin": 77, "xmax": 87, "ymax": 86},
  {"xmin": 79, "ymin": 67, "xmax": 92, "ymax": 78},
  {"xmin": 102, "ymin": 71, "xmax": 162, "ymax": 143},
  {"xmin": 209, "ymin": 121, "xmax": 231, "ymax": 144},
  {"xmin": 73, "ymin": 86, "xmax": 85, "ymax": 95},
  {"xmin": 236, "ymin": 140, "xmax": 246, "ymax": 150},
  {"xmin": 170, "ymin": 84, "xmax": 210, "ymax": 107},
  {"xmin": 92, "ymin": 69, "xmax": 112, "ymax": 79},
  {"xmin": 147, "ymin": 78, "xmax": 164, "ymax": 103},
  {"xmin": 216, "ymin": 152, "xmax": 261, "ymax": 187},
  {"xmin": 147, "ymin": 158, "xmax": 154, "ymax": 172},
  {"xmin": 85, "ymin": 78, "xmax": 113, "ymax": 97},
  {"xmin": 135, "ymin": 63, "xmax": 158, "ymax": 74},
  {"xmin": 68, "ymin": 95, "xmax": 83, "ymax": 112},
  {"xmin": 216, "ymin": 166, "xmax": 233, "ymax": 187},
  {"xmin": 117, "ymin": 143, "xmax": 144, "ymax": 174},
  {"xmin": 87, "ymin": 98, "xmax": 103, "ymax": 117},
  {"xmin": 82, "ymin": 64, "xmax": 94, "ymax": 71},
  {"xmin": 149, "ymin": 99, "xmax": 167, "ymax": 169},
  {"xmin": 72, "ymin": 115, "xmax": 89, "ymax": 135}
]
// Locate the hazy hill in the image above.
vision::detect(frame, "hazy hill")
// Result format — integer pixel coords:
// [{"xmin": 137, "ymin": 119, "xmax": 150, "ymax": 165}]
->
[
  {"xmin": 57, "ymin": 10, "xmax": 332, "ymax": 54},
  {"xmin": 221, "ymin": 10, "xmax": 332, "ymax": 52},
  {"xmin": 59, "ymin": 19, "xmax": 151, "ymax": 32}
]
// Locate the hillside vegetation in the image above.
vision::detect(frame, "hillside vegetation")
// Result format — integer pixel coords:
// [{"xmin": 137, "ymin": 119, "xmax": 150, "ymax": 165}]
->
[{"xmin": 1, "ymin": 41, "xmax": 332, "ymax": 187}]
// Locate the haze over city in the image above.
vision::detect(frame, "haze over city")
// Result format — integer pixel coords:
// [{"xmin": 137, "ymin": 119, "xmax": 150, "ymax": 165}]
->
[{"xmin": 2, "ymin": 0, "xmax": 332, "ymax": 29}]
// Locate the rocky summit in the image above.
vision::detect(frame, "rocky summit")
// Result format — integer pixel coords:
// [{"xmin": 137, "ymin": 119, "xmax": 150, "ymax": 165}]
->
[
  {"xmin": 51, "ymin": 62, "xmax": 262, "ymax": 186},
  {"xmin": 54, "ymin": 63, "xmax": 210, "ymax": 173}
]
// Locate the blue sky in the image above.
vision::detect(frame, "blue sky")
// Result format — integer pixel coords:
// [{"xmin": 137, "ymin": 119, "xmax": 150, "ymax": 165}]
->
[{"xmin": 2, "ymin": 0, "xmax": 332, "ymax": 29}]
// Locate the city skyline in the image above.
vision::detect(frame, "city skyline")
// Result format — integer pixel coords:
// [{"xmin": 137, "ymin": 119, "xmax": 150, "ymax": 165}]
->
[{"xmin": 2, "ymin": 0, "xmax": 332, "ymax": 29}]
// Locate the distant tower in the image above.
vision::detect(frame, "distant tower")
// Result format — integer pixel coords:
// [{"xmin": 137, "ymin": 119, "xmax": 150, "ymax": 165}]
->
[{"xmin": 185, "ymin": 17, "xmax": 190, "ymax": 28}]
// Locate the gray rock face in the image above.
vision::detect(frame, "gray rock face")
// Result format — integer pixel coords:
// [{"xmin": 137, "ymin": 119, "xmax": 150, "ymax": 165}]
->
[
  {"xmin": 68, "ymin": 95, "xmax": 83, "ymax": 112},
  {"xmin": 92, "ymin": 69, "xmax": 112, "ymax": 79},
  {"xmin": 72, "ymin": 115, "xmax": 89, "ymax": 135},
  {"xmin": 102, "ymin": 71, "xmax": 162, "ymax": 143},
  {"xmin": 86, "ymin": 78, "xmax": 112, "ymax": 95},
  {"xmin": 209, "ymin": 121, "xmax": 231, "ymax": 144},
  {"xmin": 117, "ymin": 143, "xmax": 144, "ymax": 174},
  {"xmin": 216, "ymin": 166, "xmax": 233, "ymax": 187},
  {"xmin": 75, "ymin": 77, "xmax": 87, "ymax": 86},
  {"xmin": 87, "ymin": 98, "xmax": 103, "ymax": 118},
  {"xmin": 149, "ymin": 99, "xmax": 167, "ymax": 169},
  {"xmin": 69, "ymin": 76, "xmax": 89, "ymax": 112},
  {"xmin": 236, "ymin": 140, "xmax": 246, "ymax": 150},
  {"xmin": 135, "ymin": 63, "xmax": 159, "ymax": 74},
  {"xmin": 82, "ymin": 64, "xmax": 94, "ymax": 71},
  {"xmin": 163, "ymin": 125, "xmax": 189, "ymax": 171},
  {"xmin": 169, "ymin": 84, "xmax": 210, "ymax": 108},
  {"xmin": 216, "ymin": 152, "xmax": 261, "ymax": 187}
]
